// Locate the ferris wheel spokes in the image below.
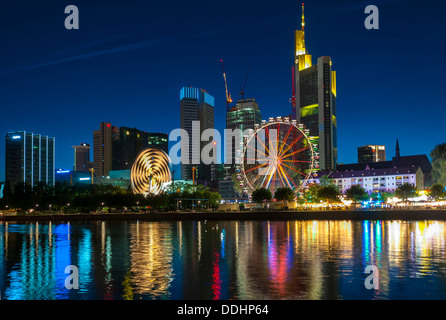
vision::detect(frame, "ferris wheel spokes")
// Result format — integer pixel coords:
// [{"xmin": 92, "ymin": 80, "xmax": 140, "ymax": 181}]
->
[{"xmin": 238, "ymin": 119, "xmax": 316, "ymax": 197}]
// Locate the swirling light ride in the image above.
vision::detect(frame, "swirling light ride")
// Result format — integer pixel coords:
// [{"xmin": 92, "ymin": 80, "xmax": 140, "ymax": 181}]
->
[
  {"xmin": 131, "ymin": 148, "xmax": 172, "ymax": 195},
  {"xmin": 238, "ymin": 118, "xmax": 318, "ymax": 197}
]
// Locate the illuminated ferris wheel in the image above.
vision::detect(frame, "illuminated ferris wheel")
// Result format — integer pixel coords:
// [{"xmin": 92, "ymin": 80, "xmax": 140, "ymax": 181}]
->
[
  {"xmin": 237, "ymin": 117, "xmax": 318, "ymax": 197},
  {"xmin": 131, "ymin": 148, "xmax": 172, "ymax": 195}
]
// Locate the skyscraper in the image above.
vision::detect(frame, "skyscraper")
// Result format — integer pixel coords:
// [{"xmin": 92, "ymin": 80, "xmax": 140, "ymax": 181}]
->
[
  {"xmin": 180, "ymin": 86, "xmax": 215, "ymax": 184},
  {"xmin": 93, "ymin": 122, "xmax": 169, "ymax": 175},
  {"xmin": 291, "ymin": 4, "xmax": 337, "ymax": 170},
  {"xmin": 225, "ymin": 98, "xmax": 262, "ymax": 166},
  {"xmin": 93, "ymin": 122, "xmax": 118, "ymax": 177},
  {"xmin": 220, "ymin": 98, "xmax": 262, "ymax": 199},
  {"xmin": 112, "ymin": 127, "xmax": 150, "ymax": 171},
  {"xmin": 5, "ymin": 131, "xmax": 55, "ymax": 189},
  {"xmin": 73, "ymin": 143, "xmax": 91, "ymax": 172},
  {"xmin": 148, "ymin": 132, "xmax": 169, "ymax": 155},
  {"xmin": 358, "ymin": 145, "xmax": 386, "ymax": 163}
]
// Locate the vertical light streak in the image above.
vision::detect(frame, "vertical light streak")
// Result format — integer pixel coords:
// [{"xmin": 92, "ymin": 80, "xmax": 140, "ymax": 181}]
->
[{"xmin": 212, "ymin": 249, "xmax": 222, "ymax": 300}]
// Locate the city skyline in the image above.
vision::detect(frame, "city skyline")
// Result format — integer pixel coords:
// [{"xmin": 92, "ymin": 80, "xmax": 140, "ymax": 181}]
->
[{"xmin": 1, "ymin": 0, "xmax": 446, "ymax": 181}]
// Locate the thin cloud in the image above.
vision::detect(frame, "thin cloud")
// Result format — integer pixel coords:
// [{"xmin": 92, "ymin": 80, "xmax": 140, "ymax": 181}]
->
[{"xmin": 2, "ymin": 36, "xmax": 176, "ymax": 75}]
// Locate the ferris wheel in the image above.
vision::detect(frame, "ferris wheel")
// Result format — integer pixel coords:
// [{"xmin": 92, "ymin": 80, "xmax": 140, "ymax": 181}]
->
[{"xmin": 237, "ymin": 117, "xmax": 318, "ymax": 197}]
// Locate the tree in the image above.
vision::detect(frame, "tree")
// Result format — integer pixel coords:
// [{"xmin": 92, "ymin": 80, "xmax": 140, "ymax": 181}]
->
[
  {"xmin": 148, "ymin": 192, "xmax": 172, "ymax": 210},
  {"xmin": 303, "ymin": 183, "xmax": 321, "ymax": 203},
  {"xmin": 319, "ymin": 175, "xmax": 335, "ymax": 187},
  {"xmin": 395, "ymin": 183, "xmax": 417, "ymax": 202},
  {"xmin": 143, "ymin": 183, "xmax": 222, "ymax": 211},
  {"xmin": 252, "ymin": 188, "xmax": 272, "ymax": 203},
  {"xmin": 429, "ymin": 183, "xmax": 445, "ymax": 201},
  {"xmin": 345, "ymin": 185, "xmax": 368, "ymax": 203},
  {"xmin": 380, "ymin": 192, "xmax": 394, "ymax": 203},
  {"xmin": 274, "ymin": 187, "xmax": 295, "ymax": 202},
  {"xmin": 317, "ymin": 185, "xmax": 340, "ymax": 203},
  {"xmin": 231, "ymin": 172, "xmax": 244, "ymax": 196},
  {"xmin": 12, "ymin": 182, "xmax": 35, "ymax": 210},
  {"xmin": 205, "ymin": 191, "xmax": 222, "ymax": 209},
  {"xmin": 431, "ymin": 143, "xmax": 446, "ymax": 185}
]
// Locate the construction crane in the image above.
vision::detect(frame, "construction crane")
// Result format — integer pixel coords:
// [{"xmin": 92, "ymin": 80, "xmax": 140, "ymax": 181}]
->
[
  {"xmin": 220, "ymin": 59, "xmax": 232, "ymax": 111},
  {"xmin": 192, "ymin": 166, "xmax": 197, "ymax": 185},
  {"xmin": 240, "ymin": 67, "xmax": 250, "ymax": 100},
  {"xmin": 89, "ymin": 168, "xmax": 94, "ymax": 185}
]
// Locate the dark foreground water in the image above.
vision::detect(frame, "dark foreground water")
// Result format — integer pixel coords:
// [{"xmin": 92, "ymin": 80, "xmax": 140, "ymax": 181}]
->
[{"xmin": 1, "ymin": 220, "xmax": 446, "ymax": 300}]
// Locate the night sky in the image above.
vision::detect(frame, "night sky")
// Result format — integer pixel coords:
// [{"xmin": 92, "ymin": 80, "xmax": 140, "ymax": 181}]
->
[{"xmin": 1, "ymin": 0, "xmax": 445, "ymax": 181}]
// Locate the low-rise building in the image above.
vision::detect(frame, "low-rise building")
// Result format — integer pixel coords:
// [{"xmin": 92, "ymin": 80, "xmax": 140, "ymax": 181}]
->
[
  {"xmin": 94, "ymin": 176, "xmax": 131, "ymax": 189},
  {"xmin": 55, "ymin": 169, "xmax": 92, "ymax": 185},
  {"xmin": 308, "ymin": 165, "xmax": 425, "ymax": 194}
]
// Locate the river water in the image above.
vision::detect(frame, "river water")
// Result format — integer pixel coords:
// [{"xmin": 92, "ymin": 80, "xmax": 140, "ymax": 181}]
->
[{"xmin": 1, "ymin": 220, "xmax": 445, "ymax": 300}]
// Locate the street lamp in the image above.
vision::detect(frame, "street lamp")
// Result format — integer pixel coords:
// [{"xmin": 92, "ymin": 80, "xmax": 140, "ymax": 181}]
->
[{"xmin": 49, "ymin": 204, "xmax": 52, "ymax": 212}]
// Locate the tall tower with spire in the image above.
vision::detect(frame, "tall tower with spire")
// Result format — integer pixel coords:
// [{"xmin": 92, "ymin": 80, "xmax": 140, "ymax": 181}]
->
[
  {"xmin": 294, "ymin": 3, "xmax": 312, "ymax": 71},
  {"xmin": 291, "ymin": 3, "xmax": 338, "ymax": 171}
]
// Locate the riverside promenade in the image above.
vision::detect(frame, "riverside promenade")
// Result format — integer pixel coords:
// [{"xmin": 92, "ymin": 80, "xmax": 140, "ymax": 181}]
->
[{"xmin": 3, "ymin": 209, "xmax": 446, "ymax": 221}]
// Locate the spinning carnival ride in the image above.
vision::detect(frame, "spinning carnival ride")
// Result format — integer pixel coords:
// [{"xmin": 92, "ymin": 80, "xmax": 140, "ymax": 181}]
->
[{"xmin": 131, "ymin": 148, "xmax": 172, "ymax": 195}]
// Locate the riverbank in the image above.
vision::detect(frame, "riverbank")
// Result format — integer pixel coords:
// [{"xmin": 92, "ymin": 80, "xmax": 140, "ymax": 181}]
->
[{"xmin": 3, "ymin": 209, "xmax": 446, "ymax": 222}]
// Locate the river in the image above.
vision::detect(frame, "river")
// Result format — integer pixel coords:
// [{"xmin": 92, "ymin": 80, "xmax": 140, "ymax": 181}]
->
[{"xmin": 1, "ymin": 220, "xmax": 445, "ymax": 300}]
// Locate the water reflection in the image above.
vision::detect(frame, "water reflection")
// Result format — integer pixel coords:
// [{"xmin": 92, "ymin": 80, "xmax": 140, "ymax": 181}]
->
[
  {"xmin": 127, "ymin": 221, "xmax": 174, "ymax": 299},
  {"xmin": 1, "ymin": 220, "xmax": 446, "ymax": 300}
]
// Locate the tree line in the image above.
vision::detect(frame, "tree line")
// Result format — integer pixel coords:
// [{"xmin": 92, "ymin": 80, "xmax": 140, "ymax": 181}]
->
[
  {"xmin": 250, "ymin": 179, "xmax": 446, "ymax": 205},
  {"xmin": 0, "ymin": 181, "xmax": 221, "ymax": 214}
]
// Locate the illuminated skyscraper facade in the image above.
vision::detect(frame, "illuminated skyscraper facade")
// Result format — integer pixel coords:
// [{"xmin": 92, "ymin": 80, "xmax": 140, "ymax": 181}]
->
[
  {"xmin": 5, "ymin": 131, "xmax": 55, "ymax": 189},
  {"xmin": 180, "ymin": 86, "xmax": 215, "ymax": 184},
  {"xmin": 291, "ymin": 4, "xmax": 337, "ymax": 170}
]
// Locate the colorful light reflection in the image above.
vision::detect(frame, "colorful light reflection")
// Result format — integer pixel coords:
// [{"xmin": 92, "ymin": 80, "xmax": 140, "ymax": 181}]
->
[{"xmin": 0, "ymin": 220, "xmax": 446, "ymax": 300}]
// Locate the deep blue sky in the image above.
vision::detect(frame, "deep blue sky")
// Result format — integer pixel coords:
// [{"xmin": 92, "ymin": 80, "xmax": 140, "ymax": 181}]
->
[{"xmin": 1, "ymin": 0, "xmax": 445, "ymax": 181}]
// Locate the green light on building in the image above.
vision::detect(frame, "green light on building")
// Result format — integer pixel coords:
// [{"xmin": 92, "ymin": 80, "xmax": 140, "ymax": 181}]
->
[{"xmin": 300, "ymin": 104, "xmax": 318, "ymax": 118}]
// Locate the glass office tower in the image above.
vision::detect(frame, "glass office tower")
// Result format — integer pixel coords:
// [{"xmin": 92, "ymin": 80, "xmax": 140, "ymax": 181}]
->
[
  {"xmin": 5, "ymin": 131, "xmax": 55, "ymax": 189},
  {"xmin": 180, "ymin": 86, "xmax": 215, "ymax": 184}
]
